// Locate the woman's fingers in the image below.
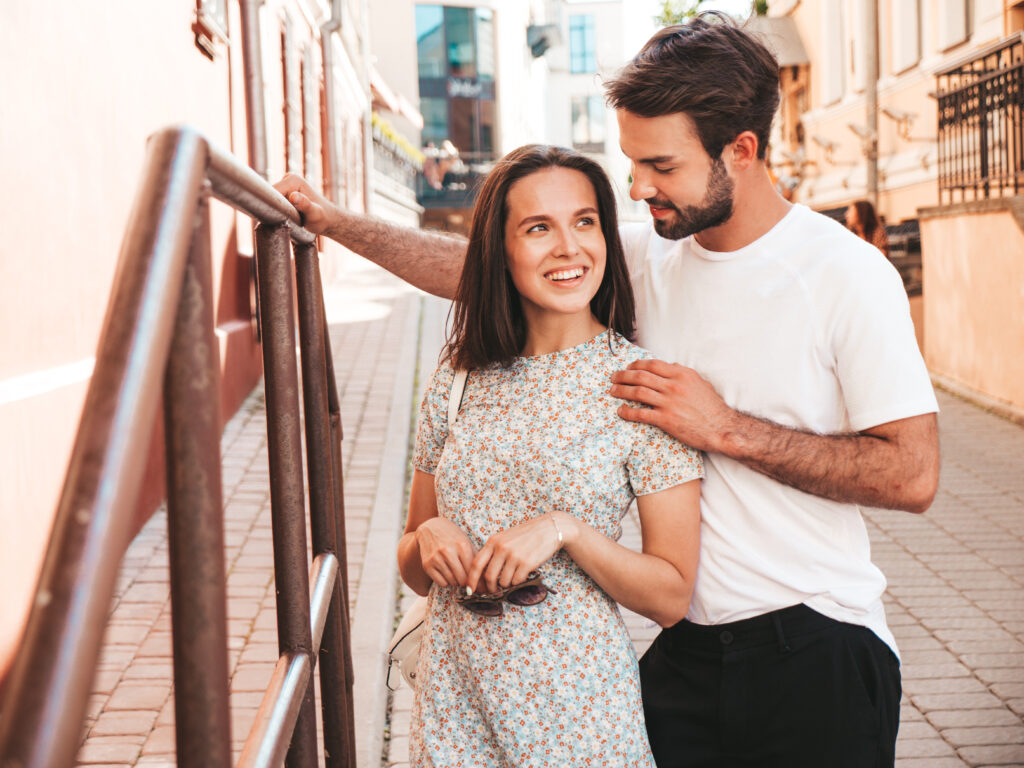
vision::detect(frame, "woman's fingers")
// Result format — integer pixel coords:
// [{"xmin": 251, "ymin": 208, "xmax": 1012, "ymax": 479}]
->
[{"xmin": 466, "ymin": 547, "xmax": 494, "ymax": 595}]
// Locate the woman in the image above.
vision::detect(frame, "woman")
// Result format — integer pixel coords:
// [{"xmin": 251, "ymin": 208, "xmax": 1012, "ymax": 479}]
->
[
  {"xmin": 397, "ymin": 145, "xmax": 703, "ymax": 767},
  {"xmin": 846, "ymin": 199, "xmax": 889, "ymax": 257}
]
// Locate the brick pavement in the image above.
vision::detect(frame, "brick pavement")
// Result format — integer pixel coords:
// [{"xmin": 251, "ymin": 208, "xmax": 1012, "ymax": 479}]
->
[{"xmin": 74, "ymin": 250, "xmax": 1024, "ymax": 768}]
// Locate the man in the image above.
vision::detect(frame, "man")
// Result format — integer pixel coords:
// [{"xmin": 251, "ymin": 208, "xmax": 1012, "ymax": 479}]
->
[{"xmin": 276, "ymin": 14, "xmax": 939, "ymax": 767}]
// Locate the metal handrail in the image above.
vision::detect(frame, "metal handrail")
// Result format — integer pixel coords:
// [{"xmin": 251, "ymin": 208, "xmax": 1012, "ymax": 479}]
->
[{"xmin": 0, "ymin": 125, "xmax": 356, "ymax": 768}]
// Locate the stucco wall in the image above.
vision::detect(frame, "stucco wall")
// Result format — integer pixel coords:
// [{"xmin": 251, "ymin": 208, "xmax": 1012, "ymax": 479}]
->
[
  {"xmin": 0, "ymin": 0, "xmax": 286, "ymax": 682},
  {"xmin": 920, "ymin": 200, "xmax": 1024, "ymax": 411}
]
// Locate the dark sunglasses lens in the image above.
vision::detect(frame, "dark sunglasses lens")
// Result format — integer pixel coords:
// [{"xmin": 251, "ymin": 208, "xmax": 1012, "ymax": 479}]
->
[
  {"xmin": 461, "ymin": 599, "xmax": 503, "ymax": 617},
  {"xmin": 505, "ymin": 584, "xmax": 548, "ymax": 606}
]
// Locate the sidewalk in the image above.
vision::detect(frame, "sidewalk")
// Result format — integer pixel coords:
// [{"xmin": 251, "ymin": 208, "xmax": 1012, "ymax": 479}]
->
[{"xmin": 75, "ymin": 257, "xmax": 1024, "ymax": 768}]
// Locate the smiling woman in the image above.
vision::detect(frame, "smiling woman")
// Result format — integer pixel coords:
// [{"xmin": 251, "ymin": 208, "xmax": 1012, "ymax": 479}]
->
[
  {"xmin": 445, "ymin": 144, "xmax": 635, "ymax": 369},
  {"xmin": 394, "ymin": 144, "xmax": 704, "ymax": 767}
]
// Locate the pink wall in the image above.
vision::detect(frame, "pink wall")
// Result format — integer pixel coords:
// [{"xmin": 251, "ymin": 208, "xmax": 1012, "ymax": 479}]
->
[
  {"xmin": 0, "ymin": 2, "xmax": 264, "ymax": 680},
  {"xmin": 920, "ymin": 200, "xmax": 1024, "ymax": 411}
]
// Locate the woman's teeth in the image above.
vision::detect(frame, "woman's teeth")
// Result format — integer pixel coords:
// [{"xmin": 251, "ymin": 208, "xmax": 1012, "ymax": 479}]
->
[{"xmin": 546, "ymin": 268, "xmax": 585, "ymax": 282}]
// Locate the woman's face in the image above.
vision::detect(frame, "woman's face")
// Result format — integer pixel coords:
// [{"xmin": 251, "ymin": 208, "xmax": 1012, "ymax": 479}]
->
[
  {"xmin": 503, "ymin": 166, "xmax": 607, "ymax": 324},
  {"xmin": 845, "ymin": 205, "xmax": 860, "ymax": 230}
]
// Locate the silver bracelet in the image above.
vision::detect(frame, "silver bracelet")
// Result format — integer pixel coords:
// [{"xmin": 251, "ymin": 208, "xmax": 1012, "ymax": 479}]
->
[{"xmin": 549, "ymin": 514, "xmax": 563, "ymax": 548}]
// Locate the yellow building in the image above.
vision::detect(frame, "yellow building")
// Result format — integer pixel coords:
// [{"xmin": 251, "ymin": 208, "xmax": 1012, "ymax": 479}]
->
[{"xmin": 761, "ymin": 0, "xmax": 1024, "ymax": 419}]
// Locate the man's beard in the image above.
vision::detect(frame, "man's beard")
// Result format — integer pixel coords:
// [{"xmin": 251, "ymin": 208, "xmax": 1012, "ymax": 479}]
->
[{"xmin": 650, "ymin": 157, "xmax": 735, "ymax": 240}]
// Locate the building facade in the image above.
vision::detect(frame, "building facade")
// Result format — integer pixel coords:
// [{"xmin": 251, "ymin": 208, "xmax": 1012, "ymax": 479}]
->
[
  {"xmin": 764, "ymin": 0, "xmax": 1024, "ymax": 415},
  {"xmin": 0, "ymin": 0, "xmax": 424, "ymax": 682}
]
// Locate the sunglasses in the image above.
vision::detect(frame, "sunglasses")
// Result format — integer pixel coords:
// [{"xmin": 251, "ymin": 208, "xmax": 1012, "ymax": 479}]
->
[{"xmin": 455, "ymin": 572, "xmax": 556, "ymax": 617}]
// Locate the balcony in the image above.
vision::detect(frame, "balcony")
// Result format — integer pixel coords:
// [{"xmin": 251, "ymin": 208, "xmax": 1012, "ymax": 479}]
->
[{"xmin": 936, "ymin": 33, "xmax": 1024, "ymax": 202}]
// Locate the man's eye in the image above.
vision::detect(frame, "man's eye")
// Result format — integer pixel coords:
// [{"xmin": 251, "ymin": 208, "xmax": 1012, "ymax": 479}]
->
[{"xmin": 653, "ymin": 166, "xmax": 674, "ymax": 174}]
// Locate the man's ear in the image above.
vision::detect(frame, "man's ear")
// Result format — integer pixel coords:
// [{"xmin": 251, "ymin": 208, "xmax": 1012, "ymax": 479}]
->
[{"xmin": 728, "ymin": 131, "xmax": 760, "ymax": 170}]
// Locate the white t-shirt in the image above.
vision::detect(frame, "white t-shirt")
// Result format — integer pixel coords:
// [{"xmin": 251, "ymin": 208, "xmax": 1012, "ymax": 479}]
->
[{"xmin": 620, "ymin": 204, "xmax": 938, "ymax": 656}]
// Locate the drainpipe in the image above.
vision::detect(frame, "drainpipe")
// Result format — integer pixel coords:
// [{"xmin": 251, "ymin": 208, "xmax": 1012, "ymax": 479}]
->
[
  {"xmin": 240, "ymin": 0, "xmax": 269, "ymax": 178},
  {"xmin": 864, "ymin": 0, "xmax": 879, "ymax": 206},
  {"xmin": 359, "ymin": 0, "xmax": 374, "ymax": 215},
  {"xmin": 322, "ymin": 1, "xmax": 343, "ymax": 203}
]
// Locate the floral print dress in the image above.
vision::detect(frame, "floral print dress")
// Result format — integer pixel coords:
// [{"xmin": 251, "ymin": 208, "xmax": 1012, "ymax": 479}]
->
[{"xmin": 410, "ymin": 331, "xmax": 704, "ymax": 768}]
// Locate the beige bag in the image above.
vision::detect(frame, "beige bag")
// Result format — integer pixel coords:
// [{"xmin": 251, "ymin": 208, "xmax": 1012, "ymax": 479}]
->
[{"xmin": 385, "ymin": 369, "xmax": 469, "ymax": 690}]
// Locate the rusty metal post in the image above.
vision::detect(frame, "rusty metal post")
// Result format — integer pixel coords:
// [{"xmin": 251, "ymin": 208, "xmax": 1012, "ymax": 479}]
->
[
  {"xmin": 321, "ymin": 321, "xmax": 357, "ymax": 766},
  {"xmin": 254, "ymin": 223, "xmax": 318, "ymax": 768},
  {"xmin": 294, "ymin": 243, "xmax": 355, "ymax": 767},
  {"xmin": 163, "ymin": 190, "xmax": 232, "ymax": 768}
]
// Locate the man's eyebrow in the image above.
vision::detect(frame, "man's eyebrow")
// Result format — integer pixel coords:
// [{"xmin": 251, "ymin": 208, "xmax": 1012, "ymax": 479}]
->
[
  {"xmin": 635, "ymin": 156, "xmax": 678, "ymax": 165},
  {"xmin": 517, "ymin": 207, "xmax": 599, "ymax": 227}
]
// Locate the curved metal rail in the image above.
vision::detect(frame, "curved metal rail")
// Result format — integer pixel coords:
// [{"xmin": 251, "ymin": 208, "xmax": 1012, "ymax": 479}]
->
[{"xmin": 0, "ymin": 126, "xmax": 355, "ymax": 768}]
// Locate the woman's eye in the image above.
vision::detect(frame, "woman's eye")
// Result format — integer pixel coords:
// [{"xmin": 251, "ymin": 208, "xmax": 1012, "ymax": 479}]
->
[
  {"xmin": 526, "ymin": 223, "xmax": 548, "ymax": 233},
  {"xmin": 576, "ymin": 217, "xmax": 596, "ymax": 227}
]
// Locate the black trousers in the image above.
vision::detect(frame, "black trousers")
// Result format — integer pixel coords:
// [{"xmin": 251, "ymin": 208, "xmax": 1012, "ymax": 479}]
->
[{"xmin": 639, "ymin": 604, "xmax": 901, "ymax": 768}]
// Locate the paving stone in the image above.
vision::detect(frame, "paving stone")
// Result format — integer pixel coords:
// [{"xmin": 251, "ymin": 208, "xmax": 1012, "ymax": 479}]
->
[
  {"xmin": 940, "ymin": 725, "xmax": 1024, "ymax": 747},
  {"xmin": 957, "ymin": 743, "xmax": 1024, "ymax": 765},
  {"xmin": 77, "ymin": 737, "xmax": 144, "ymax": 764},
  {"xmin": 912, "ymin": 692, "xmax": 1006, "ymax": 711},
  {"xmin": 926, "ymin": 708, "xmax": 1022, "ymax": 728},
  {"xmin": 894, "ymin": 736, "xmax": 956, "ymax": 758}
]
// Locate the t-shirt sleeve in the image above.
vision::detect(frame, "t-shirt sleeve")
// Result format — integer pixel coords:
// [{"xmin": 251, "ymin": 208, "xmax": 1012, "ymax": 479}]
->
[
  {"xmin": 412, "ymin": 364, "xmax": 456, "ymax": 474},
  {"xmin": 827, "ymin": 248, "xmax": 938, "ymax": 431},
  {"xmin": 627, "ymin": 423, "xmax": 704, "ymax": 496}
]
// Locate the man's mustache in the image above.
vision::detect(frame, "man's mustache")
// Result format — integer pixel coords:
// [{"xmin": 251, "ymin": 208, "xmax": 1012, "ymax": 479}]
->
[{"xmin": 645, "ymin": 198, "xmax": 679, "ymax": 212}]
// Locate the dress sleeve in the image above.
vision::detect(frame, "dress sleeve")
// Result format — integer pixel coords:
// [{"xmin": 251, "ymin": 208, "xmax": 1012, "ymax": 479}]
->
[
  {"xmin": 627, "ymin": 423, "xmax": 704, "ymax": 496},
  {"xmin": 412, "ymin": 364, "xmax": 456, "ymax": 475}
]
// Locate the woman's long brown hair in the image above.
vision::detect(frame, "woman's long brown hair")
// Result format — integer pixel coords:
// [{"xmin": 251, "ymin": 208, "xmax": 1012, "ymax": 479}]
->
[{"xmin": 443, "ymin": 144, "xmax": 635, "ymax": 371}]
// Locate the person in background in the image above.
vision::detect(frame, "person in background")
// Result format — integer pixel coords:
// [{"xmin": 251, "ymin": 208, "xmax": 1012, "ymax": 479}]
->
[{"xmin": 846, "ymin": 199, "xmax": 890, "ymax": 257}]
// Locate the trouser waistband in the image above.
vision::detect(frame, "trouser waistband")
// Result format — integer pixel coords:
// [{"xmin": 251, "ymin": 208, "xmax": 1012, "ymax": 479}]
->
[{"xmin": 663, "ymin": 604, "xmax": 839, "ymax": 654}]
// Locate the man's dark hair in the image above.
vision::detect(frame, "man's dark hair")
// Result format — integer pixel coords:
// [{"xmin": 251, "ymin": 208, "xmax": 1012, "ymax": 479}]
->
[
  {"xmin": 444, "ymin": 144, "xmax": 635, "ymax": 371},
  {"xmin": 605, "ymin": 12, "xmax": 780, "ymax": 160}
]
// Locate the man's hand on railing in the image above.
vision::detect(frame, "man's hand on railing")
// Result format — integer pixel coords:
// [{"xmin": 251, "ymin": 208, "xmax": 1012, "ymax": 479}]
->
[{"xmin": 274, "ymin": 174, "xmax": 332, "ymax": 235}]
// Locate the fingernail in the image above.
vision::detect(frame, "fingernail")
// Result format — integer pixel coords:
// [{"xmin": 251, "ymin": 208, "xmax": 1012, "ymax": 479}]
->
[{"xmin": 464, "ymin": 586, "xmax": 472, "ymax": 596}]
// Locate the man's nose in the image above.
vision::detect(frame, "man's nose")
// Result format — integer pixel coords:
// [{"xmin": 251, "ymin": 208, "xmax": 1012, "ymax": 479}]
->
[{"xmin": 629, "ymin": 169, "xmax": 654, "ymax": 202}]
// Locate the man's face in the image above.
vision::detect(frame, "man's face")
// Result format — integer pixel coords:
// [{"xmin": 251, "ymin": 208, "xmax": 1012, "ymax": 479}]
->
[{"xmin": 617, "ymin": 110, "xmax": 735, "ymax": 240}]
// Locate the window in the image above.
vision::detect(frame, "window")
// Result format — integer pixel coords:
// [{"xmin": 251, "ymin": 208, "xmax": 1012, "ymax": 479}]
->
[
  {"xmin": 476, "ymin": 9, "xmax": 495, "ymax": 80},
  {"xmin": 938, "ymin": 0, "xmax": 970, "ymax": 50},
  {"xmin": 301, "ymin": 45, "xmax": 321, "ymax": 185},
  {"xmin": 569, "ymin": 15, "xmax": 596, "ymax": 74},
  {"xmin": 421, "ymin": 97, "xmax": 449, "ymax": 147},
  {"xmin": 282, "ymin": 18, "xmax": 303, "ymax": 175},
  {"xmin": 571, "ymin": 95, "xmax": 605, "ymax": 153},
  {"xmin": 416, "ymin": 5, "xmax": 445, "ymax": 78},
  {"xmin": 445, "ymin": 6, "xmax": 477, "ymax": 79},
  {"xmin": 416, "ymin": 4, "xmax": 497, "ymax": 159},
  {"xmin": 821, "ymin": 0, "xmax": 845, "ymax": 104},
  {"xmin": 194, "ymin": 0, "xmax": 229, "ymax": 58},
  {"xmin": 891, "ymin": 0, "xmax": 921, "ymax": 73}
]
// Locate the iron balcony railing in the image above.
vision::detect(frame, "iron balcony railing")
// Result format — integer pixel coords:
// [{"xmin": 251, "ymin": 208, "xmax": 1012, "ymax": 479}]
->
[
  {"xmin": 936, "ymin": 32, "xmax": 1024, "ymax": 203},
  {"xmin": 0, "ymin": 126, "xmax": 356, "ymax": 768}
]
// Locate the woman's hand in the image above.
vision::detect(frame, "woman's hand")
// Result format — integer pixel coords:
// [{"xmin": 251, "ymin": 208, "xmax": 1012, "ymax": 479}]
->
[
  {"xmin": 466, "ymin": 514, "xmax": 570, "ymax": 595},
  {"xmin": 415, "ymin": 516, "xmax": 477, "ymax": 589}
]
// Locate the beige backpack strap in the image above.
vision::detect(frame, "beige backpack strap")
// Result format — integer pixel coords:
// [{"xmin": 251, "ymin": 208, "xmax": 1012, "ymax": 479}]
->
[{"xmin": 447, "ymin": 369, "xmax": 470, "ymax": 430}]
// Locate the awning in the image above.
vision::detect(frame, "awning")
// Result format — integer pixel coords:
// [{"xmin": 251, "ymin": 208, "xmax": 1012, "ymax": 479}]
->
[
  {"xmin": 744, "ymin": 15, "xmax": 809, "ymax": 68},
  {"xmin": 370, "ymin": 67, "xmax": 424, "ymax": 130}
]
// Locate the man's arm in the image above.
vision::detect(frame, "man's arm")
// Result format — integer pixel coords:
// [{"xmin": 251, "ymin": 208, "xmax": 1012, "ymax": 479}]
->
[
  {"xmin": 610, "ymin": 360, "xmax": 939, "ymax": 514},
  {"xmin": 273, "ymin": 174, "xmax": 466, "ymax": 299}
]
